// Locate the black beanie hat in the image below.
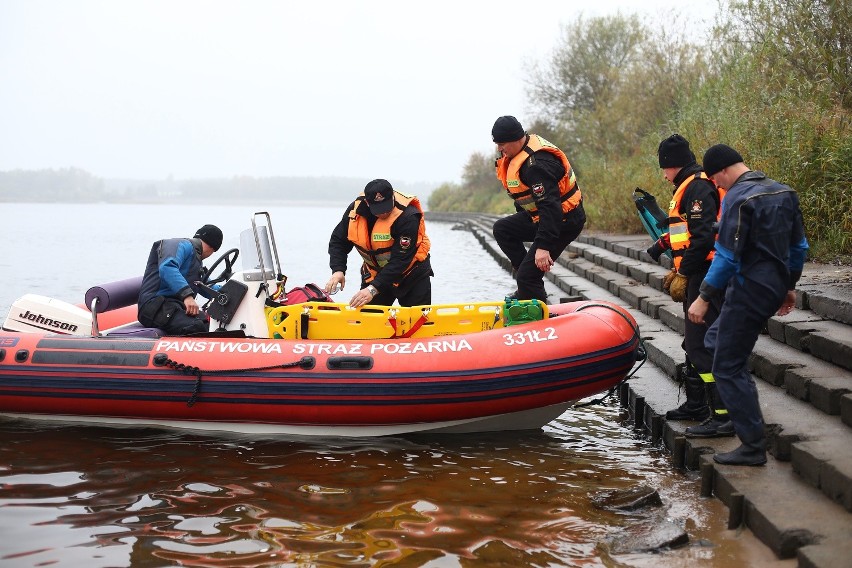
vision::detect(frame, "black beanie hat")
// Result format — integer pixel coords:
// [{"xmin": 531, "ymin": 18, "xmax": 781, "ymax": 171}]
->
[
  {"xmin": 194, "ymin": 224, "xmax": 223, "ymax": 251},
  {"xmin": 492, "ymin": 116, "xmax": 526, "ymax": 143},
  {"xmin": 657, "ymin": 134, "xmax": 696, "ymax": 168},
  {"xmin": 703, "ymin": 144, "xmax": 744, "ymax": 176}
]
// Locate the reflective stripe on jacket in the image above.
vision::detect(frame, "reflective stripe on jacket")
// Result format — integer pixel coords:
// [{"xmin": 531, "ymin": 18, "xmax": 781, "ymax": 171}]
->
[
  {"xmin": 495, "ymin": 134, "xmax": 581, "ymax": 222},
  {"xmin": 346, "ymin": 191, "xmax": 430, "ymax": 285},
  {"xmin": 667, "ymin": 172, "xmax": 726, "ymax": 271}
]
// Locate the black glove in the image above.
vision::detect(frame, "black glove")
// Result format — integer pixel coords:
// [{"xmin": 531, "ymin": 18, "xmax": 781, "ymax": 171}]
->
[
  {"xmin": 646, "ymin": 233, "xmax": 671, "ymax": 263},
  {"xmin": 647, "ymin": 240, "xmax": 666, "ymax": 262}
]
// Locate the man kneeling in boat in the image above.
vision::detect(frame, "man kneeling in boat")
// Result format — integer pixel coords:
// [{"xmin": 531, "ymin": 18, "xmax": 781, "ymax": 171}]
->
[
  {"xmin": 137, "ymin": 224, "xmax": 223, "ymax": 335},
  {"xmin": 325, "ymin": 179, "xmax": 433, "ymax": 308}
]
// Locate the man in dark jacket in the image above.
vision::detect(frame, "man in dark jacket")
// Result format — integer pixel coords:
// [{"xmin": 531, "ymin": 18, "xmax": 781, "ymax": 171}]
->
[
  {"xmin": 491, "ymin": 116, "xmax": 585, "ymax": 302},
  {"xmin": 325, "ymin": 179, "xmax": 432, "ymax": 308},
  {"xmin": 137, "ymin": 224, "xmax": 223, "ymax": 335},
  {"xmin": 648, "ymin": 134, "xmax": 732, "ymax": 438},
  {"xmin": 689, "ymin": 144, "xmax": 809, "ymax": 466}
]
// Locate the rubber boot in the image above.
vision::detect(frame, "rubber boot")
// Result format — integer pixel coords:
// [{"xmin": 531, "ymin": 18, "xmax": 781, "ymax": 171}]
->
[
  {"xmin": 507, "ymin": 268, "xmax": 519, "ymax": 299},
  {"xmin": 714, "ymin": 438, "xmax": 767, "ymax": 466},
  {"xmin": 685, "ymin": 382, "xmax": 735, "ymax": 438},
  {"xmin": 665, "ymin": 371, "xmax": 708, "ymax": 421}
]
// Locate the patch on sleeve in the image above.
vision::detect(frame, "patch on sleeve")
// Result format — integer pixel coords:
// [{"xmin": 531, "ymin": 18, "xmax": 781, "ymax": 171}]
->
[
  {"xmin": 399, "ymin": 236, "xmax": 412, "ymax": 250},
  {"xmin": 531, "ymin": 183, "xmax": 545, "ymax": 198},
  {"xmin": 690, "ymin": 199, "xmax": 703, "ymax": 214}
]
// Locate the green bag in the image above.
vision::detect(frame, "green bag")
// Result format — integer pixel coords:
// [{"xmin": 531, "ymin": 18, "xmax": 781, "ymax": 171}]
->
[{"xmin": 503, "ymin": 298, "xmax": 545, "ymax": 326}]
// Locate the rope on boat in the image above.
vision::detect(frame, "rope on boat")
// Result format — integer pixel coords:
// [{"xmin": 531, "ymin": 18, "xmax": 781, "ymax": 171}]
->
[
  {"xmin": 151, "ymin": 303, "xmax": 649, "ymax": 409},
  {"xmin": 572, "ymin": 302, "xmax": 648, "ymax": 408},
  {"xmin": 151, "ymin": 354, "xmax": 317, "ymax": 407}
]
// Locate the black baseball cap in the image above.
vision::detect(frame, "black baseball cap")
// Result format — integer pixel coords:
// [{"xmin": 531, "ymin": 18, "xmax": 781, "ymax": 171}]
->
[{"xmin": 364, "ymin": 179, "xmax": 395, "ymax": 215}]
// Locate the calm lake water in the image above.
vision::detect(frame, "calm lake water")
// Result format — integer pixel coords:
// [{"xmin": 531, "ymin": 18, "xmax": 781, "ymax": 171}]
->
[{"xmin": 0, "ymin": 202, "xmax": 784, "ymax": 566}]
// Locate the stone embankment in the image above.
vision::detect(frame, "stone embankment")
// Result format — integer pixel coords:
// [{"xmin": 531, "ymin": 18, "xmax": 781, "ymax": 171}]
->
[{"xmin": 428, "ymin": 212, "xmax": 852, "ymax": 568}]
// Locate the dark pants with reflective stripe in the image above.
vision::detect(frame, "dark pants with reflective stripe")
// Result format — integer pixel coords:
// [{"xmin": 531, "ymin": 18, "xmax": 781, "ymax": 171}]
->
[
  {"xmin": 493, "ymin": 204, "xmax": 585, "ymax": 302},
  {"xmin": 705, "ymin": 277, "xmax": 785, "ymax": 444},
  {"xmin": 683, "ymin": 270, "xmax": 721, "ymax": 377}
]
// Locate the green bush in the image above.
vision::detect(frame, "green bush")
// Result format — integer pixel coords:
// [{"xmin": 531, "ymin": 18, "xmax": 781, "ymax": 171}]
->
[{"xmin": 428, "ymin": 1, "xmax": 852, "ymax": 262}]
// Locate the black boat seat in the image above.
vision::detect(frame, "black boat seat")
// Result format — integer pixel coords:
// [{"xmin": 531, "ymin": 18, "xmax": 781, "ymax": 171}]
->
[{"xmin": 101, "ymin": 322, "xmax": 164, "ymax": 339}]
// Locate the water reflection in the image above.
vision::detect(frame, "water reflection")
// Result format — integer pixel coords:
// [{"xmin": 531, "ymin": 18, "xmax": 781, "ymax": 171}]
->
[{"xmin": 0, "ymin": 403, "xmax": 775, "ymax": 567}]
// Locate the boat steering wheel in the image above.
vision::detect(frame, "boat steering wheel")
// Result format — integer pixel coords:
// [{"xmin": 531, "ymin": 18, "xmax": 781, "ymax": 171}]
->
[{"xmin": 202, "ymin": 248, "xmax": 240, "ymax": 286}]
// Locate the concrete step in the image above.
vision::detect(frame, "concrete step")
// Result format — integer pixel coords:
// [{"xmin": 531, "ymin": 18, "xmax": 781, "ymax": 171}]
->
[
  {"xmin": 431, "ymin": 213, "xmax": 852, "ymax": 565},
  {"xmin": 560, "ymin": 246, "xmax": 852, "ymax": 422},
  {"xmin": 555, "ymin": 232, "xmax": 852, "ymax": 514},
  {"xmin": 625, "ymin": 361, "xmax": 852, "ymax": 566},
  {"xmin": 566, "ymin": 236, "xmax": 852, "ymax": 418},
  {"xmin": 569, "ymin": 234, "xmax": 852, "ymax": 373},
  {"xmin": 768, "ymin": 316, "xmax": 852, "ymax": 373},
  {"xmin": 577, "ymin": 229, "xmax": 852, "ymax": 313}
]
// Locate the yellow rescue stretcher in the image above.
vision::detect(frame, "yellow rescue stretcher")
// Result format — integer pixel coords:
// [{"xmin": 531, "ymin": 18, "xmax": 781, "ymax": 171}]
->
[{"xmin": 265, "ymin": 300, "xmax": 548, "ymax": 340}]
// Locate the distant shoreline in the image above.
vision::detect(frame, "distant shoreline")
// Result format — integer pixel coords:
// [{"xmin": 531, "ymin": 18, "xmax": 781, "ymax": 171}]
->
[
  {"xmin": 1, "ymin": 198, "xmax": 357, "ymax": 207},
  {"xmin": 0, "ymin": 198, "xmax": 448, "ymax": 211}
]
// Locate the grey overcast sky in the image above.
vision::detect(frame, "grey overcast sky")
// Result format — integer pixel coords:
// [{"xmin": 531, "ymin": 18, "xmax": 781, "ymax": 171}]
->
[{"xmin": 0, "ymin": 0, "xmax": 718, "ymax": 185}]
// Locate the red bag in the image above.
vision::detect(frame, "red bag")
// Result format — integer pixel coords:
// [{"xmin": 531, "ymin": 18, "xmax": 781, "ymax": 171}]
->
[{"xmin": 284, "ymin": 283, "xmax": 331, "ymax": 305}]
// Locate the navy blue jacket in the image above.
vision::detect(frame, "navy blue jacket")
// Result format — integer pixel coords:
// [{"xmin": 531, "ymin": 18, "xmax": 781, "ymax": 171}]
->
[
  {"xmin": 701, "ymin": 171, "xmax": 808, "ymax": 300},
  {"xmin": 138, "ymin": 238, "xmax": 215, "ymax": 308}
]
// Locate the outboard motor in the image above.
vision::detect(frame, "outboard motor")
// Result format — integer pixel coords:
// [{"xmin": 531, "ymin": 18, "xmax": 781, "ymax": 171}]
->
[{"xmin": 2, "ymin": 294, "xmax": 92, "ymax": 335}]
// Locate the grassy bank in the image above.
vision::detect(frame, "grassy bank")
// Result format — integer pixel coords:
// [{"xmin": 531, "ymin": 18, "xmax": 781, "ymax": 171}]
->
[{"xmin": 428, "ymin": 1, "xmax": 851, "ymax": 263}]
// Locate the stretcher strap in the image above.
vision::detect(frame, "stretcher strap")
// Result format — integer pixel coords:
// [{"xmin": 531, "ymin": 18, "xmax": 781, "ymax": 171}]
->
[
  {"xmin": 398, "ymin": 313, "xmax": 429, "ymax": 339},
  {"xmin": 386, "ymin": 312, "xmax": 429, "ymax": 339}
]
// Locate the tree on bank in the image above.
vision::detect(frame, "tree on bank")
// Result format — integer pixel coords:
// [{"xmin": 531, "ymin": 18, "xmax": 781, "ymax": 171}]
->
[
  {"xmin": 429, "ymin": 1, "xmax": 851, "ymax": 261},
  {"xmin": 690, "ymin": 0, "xmax": 851, "ymax": 260}
]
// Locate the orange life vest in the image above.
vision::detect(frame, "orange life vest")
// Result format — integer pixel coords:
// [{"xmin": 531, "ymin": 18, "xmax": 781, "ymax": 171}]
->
[
  {"xmin": 495, "ymin": 134, "xmax": 582, "ymax": 222},
  {"xmin": 346, "ymin": 191, "xmax": 430, "ymax": 285},
  {"xmin": 667, "ymin": 172, "xmax": 726, "ymax": 270}
]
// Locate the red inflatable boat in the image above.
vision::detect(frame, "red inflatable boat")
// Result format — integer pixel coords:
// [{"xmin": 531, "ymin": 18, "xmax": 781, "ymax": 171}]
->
[{"xmin": 0, "ymin": 213, "xmax": 642, "ymax": 437}]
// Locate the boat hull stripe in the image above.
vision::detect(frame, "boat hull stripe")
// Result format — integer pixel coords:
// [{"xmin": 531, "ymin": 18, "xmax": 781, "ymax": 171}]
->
[
  {"xmin": 32, "ymin": 351, "xmax": 151, "ymax": 367},
  {"xmin": 1, "ymin": 349, "xmax": 634, "ymax": 400},
  {"xmin": 36, "ymin": 338, "xmax": 156, "ymax": 351}
]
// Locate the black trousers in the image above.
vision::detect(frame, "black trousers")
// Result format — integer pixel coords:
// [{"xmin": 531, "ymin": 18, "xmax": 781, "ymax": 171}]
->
[
  {"xmin": 705, "ymin": 277, "xmax": 786, "ymax": 444},
  {"xmin": 682, "ymin": 269, "xmax": 722, "ymax": 378},
  {"xmin": 365, "ymin": 261, "xmax": 433, "ymax": 308},
  {"xmin": 369, "ymin": 276, "xmax": 431, "ymax": 307},
  {"xmin": 139, "ymin": 296, "xmax": 208, "ymax": 335},
  {"xmin": 492, "ymin": 204, "xmax": 586, "ymax": 302}
]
